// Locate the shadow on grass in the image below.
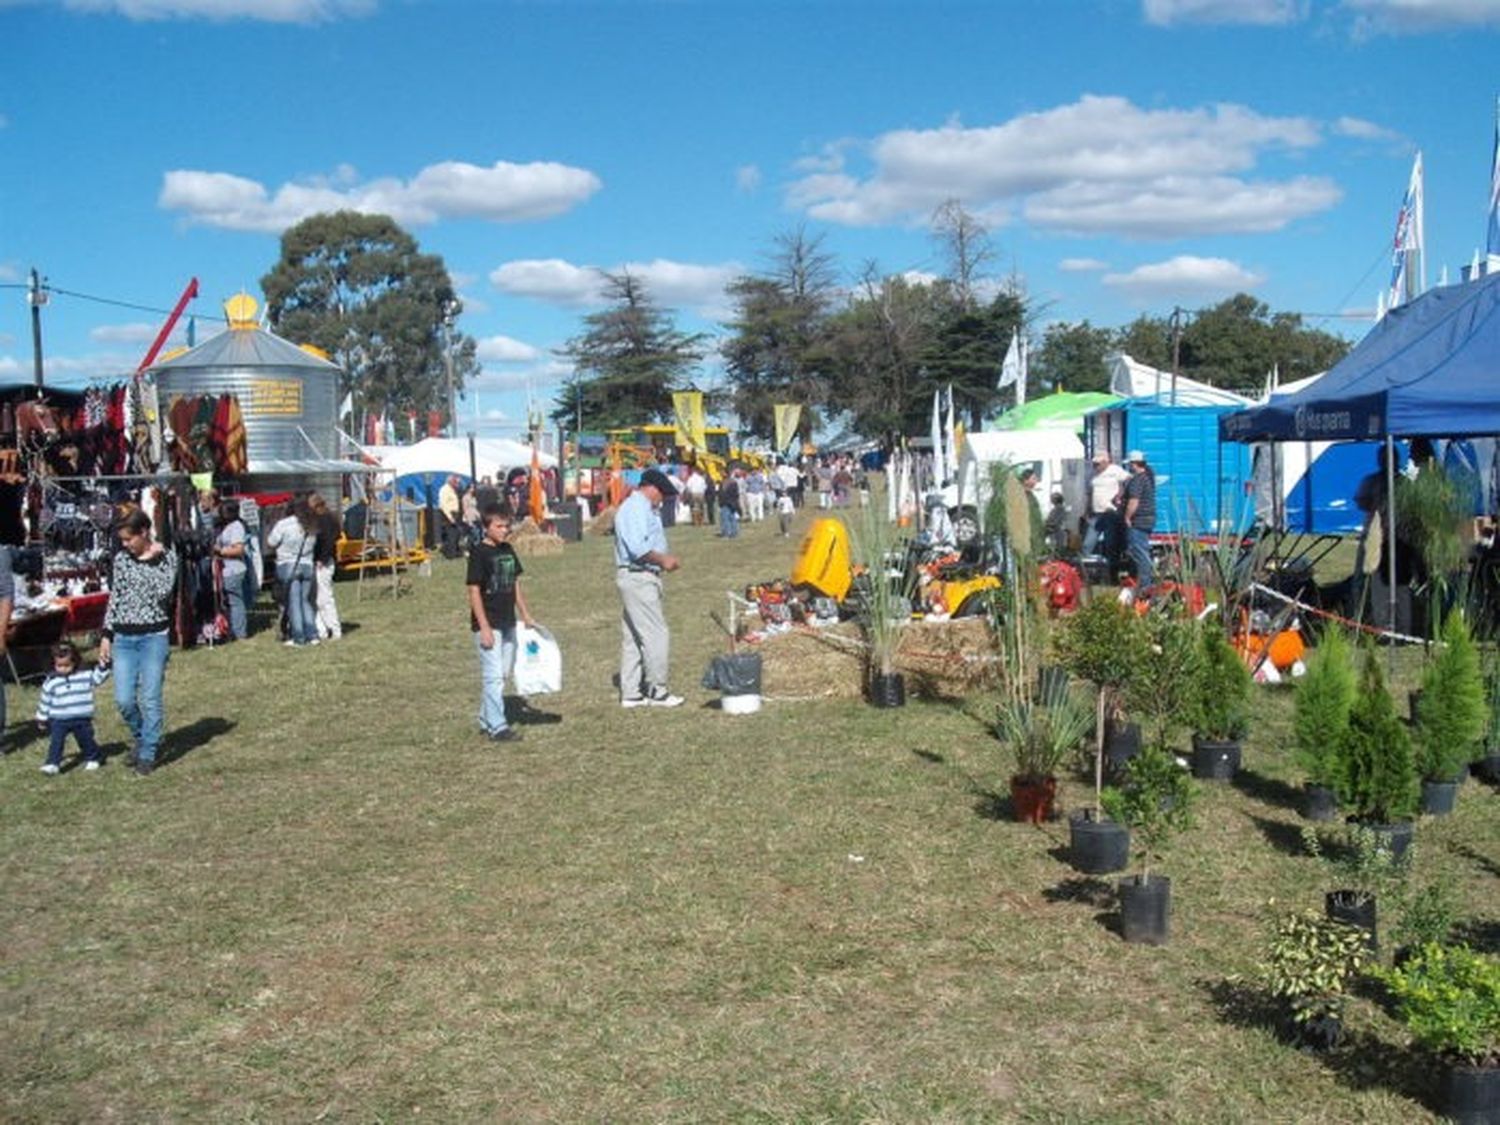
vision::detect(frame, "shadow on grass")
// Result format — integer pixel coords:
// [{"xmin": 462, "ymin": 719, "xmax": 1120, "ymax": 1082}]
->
[
  {"xmin": 1232, "ymin": 768, "xmax": 1303, "ymax": 813},
  {"xmin": 910, "ymin": 748, "xmax": 945, "ymax": 764},
  {"xmin": 157, "ymin": 717, "xmax": 237, "ymax": 767},
  {"xmin": 1202, "ymin": 978, "xmax": 1440, "ymax": 1112},
  {"xmin": 1450, "ymin": 842, "xmax": 1500, "ymax": 880},
  {"xmin": 1042, "ymin": 875, "xmax": 1114, "ymax": 907},
  {"xmin": 1455, "ymin": 917, "xmax": 1500, "ymax": 954},
  {"xmin": 1246, "ymin": 813, "xmax": 1308, "ymax": 858},
  {"xmin": 972, "ymin": 789, "xmax": 1013, "ymax": 822},
  {"xmin": 507, "ymin": 698, "xmax": 561, "ymax": 725}
]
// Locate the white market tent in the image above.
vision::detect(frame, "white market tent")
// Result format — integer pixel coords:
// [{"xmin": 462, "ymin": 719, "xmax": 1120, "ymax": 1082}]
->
[
  {"xmin": 956, "ymin": 428, "xmax": 1088, "ymax": 522},
  {"xmin": 1108, "ymin": 352, "xmax": 1252, "ymax": 407},
  {"xmin": 365, "ymin": 436, "xmax": 557, "ymax": 479}
]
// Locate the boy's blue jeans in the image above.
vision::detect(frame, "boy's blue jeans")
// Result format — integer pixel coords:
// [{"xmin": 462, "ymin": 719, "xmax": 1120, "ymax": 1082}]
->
[{"xmin": 45, "ymin": 717, "xmax": 102, "ymax": 767}]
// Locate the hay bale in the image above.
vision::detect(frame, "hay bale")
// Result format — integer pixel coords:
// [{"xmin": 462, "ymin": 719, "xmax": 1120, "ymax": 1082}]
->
[
  {"xmin": 752, "ymin": 616, "xmax": 999, "ymax": 702},
  {"xmin": 509, "ymin": 517, "xmax": 565, "ymax": 557},
  {"xmin": 591, "ymin": 506, "xmax": 617, "ymax": 536}
]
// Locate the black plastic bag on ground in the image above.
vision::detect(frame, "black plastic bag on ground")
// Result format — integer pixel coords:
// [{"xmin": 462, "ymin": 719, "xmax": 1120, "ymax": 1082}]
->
[{"xmin": 701, "ymin": 652, "xmax": 763, "ymax": 694}]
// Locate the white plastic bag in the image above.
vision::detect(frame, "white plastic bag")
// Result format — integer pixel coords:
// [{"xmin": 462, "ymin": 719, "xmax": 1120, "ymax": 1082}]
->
[{"xmin": 513, "ymin": 623, "xmax": 562, "ymax": 695}]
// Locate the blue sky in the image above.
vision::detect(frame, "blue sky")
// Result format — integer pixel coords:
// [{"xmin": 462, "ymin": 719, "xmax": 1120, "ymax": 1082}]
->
[{"xmin": 3, "ymin": 0, "xmax": 1499, "ymax": 436}]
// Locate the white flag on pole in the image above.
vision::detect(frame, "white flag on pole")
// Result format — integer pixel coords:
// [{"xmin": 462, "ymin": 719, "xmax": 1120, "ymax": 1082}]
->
[{"xmin": 998, "ymin": 330, "xmax": 1021, "ymax": 388}]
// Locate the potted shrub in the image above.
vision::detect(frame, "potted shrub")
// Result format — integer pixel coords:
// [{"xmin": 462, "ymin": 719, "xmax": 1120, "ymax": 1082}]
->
[
  {"xmin": 1414, "ymin": 611, "xmax": 1487, "ymax": 815},
  {"xmin": 1292, "ymin": 625, "xmax": 1356, "ymax": 821},
  {"xmin": 1101, "ymin": 744, "xmax": 1195, "ymax": 945},
  {"xmin": 1186, "ymin": 622, "xmax": 1252, "ymax": 781},
  {"xmin": 1475, "ymin": 648, "xmax": 1500, "ymax": 785},
  {"xmin": 849, "ymin": 505, "xmax": 913, "ymax": 707},
  {"xmin": 1261, "ymin": 908, "xmax": 1370, "ymax": 1051},
  {"xmin": 1053, "ymin": 596, "xmax": 1151, "ymax": 872},
  {"xmin": 1377, "ymin": 943, "xmax": 1500, "ymax": 1124},
  {"xmin": 1302, "ymin": 823, "xmax": 1407, "ymax": 953},
  {"xmin": 1335, "ymin": 646, "xmax": 1420, "ymax": 859},
  {"xmin": 994, "ymin": 675, "xmax": 1092, "ymax": 825}
]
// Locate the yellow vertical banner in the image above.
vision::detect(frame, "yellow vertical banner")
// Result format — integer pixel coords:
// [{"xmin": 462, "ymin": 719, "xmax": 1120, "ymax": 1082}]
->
[
  {"xmin": 773, "ymin": 403, "xmax": 802, "ymax": 453},
  {"xmin": 672, "ymin": 391, "xmax": 706, "ymax": 451}
]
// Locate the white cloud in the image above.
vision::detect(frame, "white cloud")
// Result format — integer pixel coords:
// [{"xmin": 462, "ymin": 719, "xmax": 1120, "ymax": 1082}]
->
[
  {"xmin": 1143, "ymin": 0, "xmax": 1303, "ymax": 25},
  {"xmin": 0, "ymin": 356, "xmax": 20, "ymax": 377},
  {"xmin": 449, "ymin": 270, "xmax": 477, "ymax": 289},
  {"xmin": 489, "ymin": 257, "xmax": 739, "ymax": 315},
  {"xmin": 88, "ymin": 322, "xmax": 160, "ymax": 345},
  {"xmin": 475, "ymin": 334, "xmax": 541, "ymax": 363},
  {"xmin": 1102, "ymin": 255, "xmax": 1265, "ymax": 300},
  {"xmin": 61, "ymin": 0, "xmax": 374, "ymax": 22},
  {"xmin": 471, "ymin": 360, "xmax": 574, "ymax": 394},
  {"xmin": 0, "ymin": 262, "xmax": 18, "ymax": 282},
  {"xmin": 160, "ymin": 159, "xmax": 602, "ymax": 232},
  {"xmin": 1342, "ymin": 0, "xmax": 1500, "ymax": 34},
  {"xmin": 787, "ymin": 95, "xmax": 1334, "ymax": 238},
  {"xmin": 1332, "ymin": 115, "xmax": 1402, "ymax": 141},
  {"xmin": 1059, "ymin": 257, "xmax": 1110, "ymax": 272},
  {"xmin": 1027, "ymin": 174, "xmax": 1339, "ymax": 237},
  {"xmin": 735, "ymin": 164, "xmax": 762, "ymax": 193}
]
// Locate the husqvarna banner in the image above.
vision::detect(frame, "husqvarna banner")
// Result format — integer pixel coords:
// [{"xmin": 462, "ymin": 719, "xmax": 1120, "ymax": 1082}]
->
[
  {"xmin": 672, "ymin": 391, "xmax": 706, "ymax": 451},
  {"xmin": 773, "ymin": 403, "xmax": 802, "ymax": 453}
]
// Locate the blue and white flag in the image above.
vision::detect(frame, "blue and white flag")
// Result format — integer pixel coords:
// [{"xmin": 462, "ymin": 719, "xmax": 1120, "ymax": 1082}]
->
[
  {"xmin": 1387, "ymin": 151, "xmax": 1425, "ymax": 309},
  {"xmin": 1488, "ymin": 96, "xmax": 1500, "ymax": 263}
]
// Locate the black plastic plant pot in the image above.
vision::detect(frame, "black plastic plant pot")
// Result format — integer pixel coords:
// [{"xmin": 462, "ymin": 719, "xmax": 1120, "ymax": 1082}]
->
[
  {"xmin": 869, "ymin": 671, "xmax": 906, "ymax": 708},
  {"xmin": 1445, "ymin": 1063, "xmax": 1500, "ymax": 1125},
  {"xmin": 1118, "ymin": 874, "xmax": 1171, "ymax": 945},
  {"xmin": 1068, "ymin": 811, "xmax": 1130, "ymax": 874},
  {"xmin": 1104, "ymin": 721, "xmax": 1141, "ymax": 779},
  {"xmin": 1302, "ymin": 783, "xmax": 1338, "ymax": 822},
  {"xmin": 1286, "ymin": 1013, "xmax": 1344, "ymax": 1054},
  {"xmin": 1365, "ymin": 819, "xmax": 1415, "ymax": 863},
  {"xmin": 1473, "ymin": 752, "xmax": 1500, "ymax": 784},
  {"xmin": 1190, "ymin": 736, "xmax": 1240, "ymax": 781},
  {"xmin": 1325, "ymin": 890, "xmax": 1377, "ymax": 952},
  {"xmin": 1420, "ymin": 778, "xmax": 1460, "ymax": 816}
]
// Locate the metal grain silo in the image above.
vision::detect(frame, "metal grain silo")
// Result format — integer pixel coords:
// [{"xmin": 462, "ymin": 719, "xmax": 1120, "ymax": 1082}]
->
[{"xmin": 149, "ymin": 294, "xmax": 344, "ymax": 494}]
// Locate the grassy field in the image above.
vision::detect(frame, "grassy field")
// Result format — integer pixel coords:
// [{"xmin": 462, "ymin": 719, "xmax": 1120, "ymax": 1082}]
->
[{"xmin": 1, "ymin": 507, "xmax": 1496, "ymax": 1122}]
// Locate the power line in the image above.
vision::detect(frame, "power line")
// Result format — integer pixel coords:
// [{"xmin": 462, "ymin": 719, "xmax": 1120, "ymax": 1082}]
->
[{"xmin": 41, "ymin": 285, "xmax": 180, "ymax": 318}]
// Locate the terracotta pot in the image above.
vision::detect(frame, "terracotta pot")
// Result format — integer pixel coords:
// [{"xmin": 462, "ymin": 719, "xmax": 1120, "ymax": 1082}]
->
[{"xmin": 1009, "ymin": 774, "xmax": 1057, "ymax": 825}]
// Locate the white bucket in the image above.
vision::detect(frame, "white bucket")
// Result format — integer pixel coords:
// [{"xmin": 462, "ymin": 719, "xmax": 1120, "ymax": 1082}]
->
[{"xmin": 721, "ymin": 693, "xmax": 762, "ymax": 716}]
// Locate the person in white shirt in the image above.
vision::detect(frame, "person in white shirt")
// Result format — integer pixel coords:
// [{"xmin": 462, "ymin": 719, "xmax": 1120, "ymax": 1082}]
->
[
  {"xmin": 1083, "ymin": 451, "xmax": 1129, "ymax": 560},
  {"xmin": 684, "ymin": 468, "xmax": 707, "ymax": 526}
]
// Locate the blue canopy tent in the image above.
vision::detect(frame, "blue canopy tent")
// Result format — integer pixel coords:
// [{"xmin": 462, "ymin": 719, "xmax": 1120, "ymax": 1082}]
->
[{"xmin": 1220, "ymin": 270, "xmax": 1500, "ymax": 634}]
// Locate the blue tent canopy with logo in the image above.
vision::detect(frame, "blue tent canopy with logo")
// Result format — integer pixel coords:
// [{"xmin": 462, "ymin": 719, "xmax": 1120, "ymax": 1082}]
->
[{"xmin": 1221, "ymin": 270, "xmax": 1500, "ymax": 443}]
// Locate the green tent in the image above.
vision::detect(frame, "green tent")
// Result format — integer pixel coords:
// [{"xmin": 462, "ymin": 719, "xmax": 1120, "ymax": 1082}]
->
[{"xmin": 994, "ymin": 391, "xmax": 1119, "ymax": 433}]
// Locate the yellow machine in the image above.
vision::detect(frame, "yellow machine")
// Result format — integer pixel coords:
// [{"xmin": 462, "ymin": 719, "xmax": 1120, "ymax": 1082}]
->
[{"xmin": 791, "ymin": 517, "xmax": 854, "ymax": 601}]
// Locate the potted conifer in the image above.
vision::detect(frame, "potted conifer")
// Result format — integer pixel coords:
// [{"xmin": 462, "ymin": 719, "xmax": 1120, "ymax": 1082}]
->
[
  {"xmin": 1414, "ymin": 611, "xmax": 1487, "ymax": 815},
  {"xmin": 1377, "ymin": 943, "xmax": 1500, "ymax": 1124},
  {"xmin": 1054, "ymin": 596, "xmax": 1151, "ymax": 872},
  {"xmin": 1186, "ymin": 622, "xmax": 1252, "ymax": 781},
  {"xmin": 1101, "ymin": 744, "xmax": 1195, "ymax": 945},
  {"xmin": 1292, "ymin": 625, "xmax": 1356, "ymax": 821},
  {"xmin": 1335, "ymin": 646, "xmax": 1420, "ymax": 860},
  {"xmin": 1476, "ymin": 649, "xmax": 1500, "ymax": 785}
]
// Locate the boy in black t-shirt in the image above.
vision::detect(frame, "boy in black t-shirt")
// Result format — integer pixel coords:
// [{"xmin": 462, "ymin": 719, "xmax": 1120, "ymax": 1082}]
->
[{"xmin": 466, "ymin": 502, "xmax": 534, "ymax": 743}]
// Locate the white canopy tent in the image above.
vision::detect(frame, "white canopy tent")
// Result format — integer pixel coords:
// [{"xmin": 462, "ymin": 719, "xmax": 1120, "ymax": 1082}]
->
[
  {"xmin": 1108, "ymin": 352, "xmax": 1252, "ymax": 407},
  {"xmin": 365, "ymin": 436, "xmax": 557, "ymax": 479},
  {"xmin": 956, "ymin": 428, "xmax": 1088, "ymax": 526}
]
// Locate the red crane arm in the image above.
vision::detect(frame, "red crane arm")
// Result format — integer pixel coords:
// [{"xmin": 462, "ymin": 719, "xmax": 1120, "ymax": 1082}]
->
[{"xmin": 137, "ymin": 277, "xmax": 200, "ymax": 372}]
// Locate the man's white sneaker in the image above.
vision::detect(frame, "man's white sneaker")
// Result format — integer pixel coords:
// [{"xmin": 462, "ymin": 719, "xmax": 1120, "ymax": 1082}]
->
[
  {"xmin": 83, "ymin": 760, "xmax": 101, "ymax": 771},
  {"xmin": 621, "ymin": 697, "xmax": 649, "ymax": 709},
  {"xmin": 645, "ymin": 690, "xmax": 684, "ymax": 708},
  {"xmin": 39, "ymin": 763, "xmax": 59, "ymax": 775}
]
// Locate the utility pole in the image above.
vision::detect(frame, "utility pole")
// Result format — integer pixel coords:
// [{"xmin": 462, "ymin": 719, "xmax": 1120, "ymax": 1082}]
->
[
  {"xmin": 1169, "ymin": 306, "xmax": 1183, "ymax": 406},
  {"xmin": 441, "ymin": 297, "xmax": 461, "ymax": 437},
  {"xmin": 28, "ymin": 268, "xmax": 47, "ymax": 390}
]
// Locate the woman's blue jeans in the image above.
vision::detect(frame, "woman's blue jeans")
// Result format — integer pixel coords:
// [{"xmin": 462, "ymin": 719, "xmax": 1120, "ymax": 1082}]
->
[
  {"xmin": 112, "ymin": 629, "xmax": 169, "ymax": 765},
  {"xmin": 278, "ymin": 563, "xmax": 316, "ymax": 643}
]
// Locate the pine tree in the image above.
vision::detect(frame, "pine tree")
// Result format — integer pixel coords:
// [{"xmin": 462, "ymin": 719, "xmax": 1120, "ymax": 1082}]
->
[
  {"xmin": 1415, "ymin": 612, "xmax": 1487, "ymax": 780},
  {"xmin": 1337, "ymin": 649, "xmax": 1419, "ymax": 823},
  {"xmin": 1293, "ymin": 626, "xmax": 1357, "ymax": 787}
]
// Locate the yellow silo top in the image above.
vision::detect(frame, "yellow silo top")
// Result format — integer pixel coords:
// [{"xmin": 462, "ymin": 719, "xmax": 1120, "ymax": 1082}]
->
[{"xmin": 225, "ymin": 293, "xmax": 259, "ymax": 329}]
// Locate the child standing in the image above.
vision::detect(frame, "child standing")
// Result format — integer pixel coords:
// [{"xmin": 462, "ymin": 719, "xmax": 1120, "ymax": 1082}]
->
[
  {"xmin": 467, "ymin": 502, "xmax": 534, "ymax": 743},
  {"xmin": 36, "ymin": 641, "xmax": 110, "ymax": 775},
  {"xmin": 777, "ymin": 491, "xmax": 795, "ymax": 537}
]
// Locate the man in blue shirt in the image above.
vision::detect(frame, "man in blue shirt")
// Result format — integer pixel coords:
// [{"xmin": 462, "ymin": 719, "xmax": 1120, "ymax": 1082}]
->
[{"xmin": 615, "ymin": 468, "xmax": 684, "ymax": 708}]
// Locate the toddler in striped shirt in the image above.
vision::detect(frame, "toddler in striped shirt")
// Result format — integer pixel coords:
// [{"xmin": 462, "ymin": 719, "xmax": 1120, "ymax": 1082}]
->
[{"xmin": 36, "ymin": 641, "xmax": 110, "ymax": 775}]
